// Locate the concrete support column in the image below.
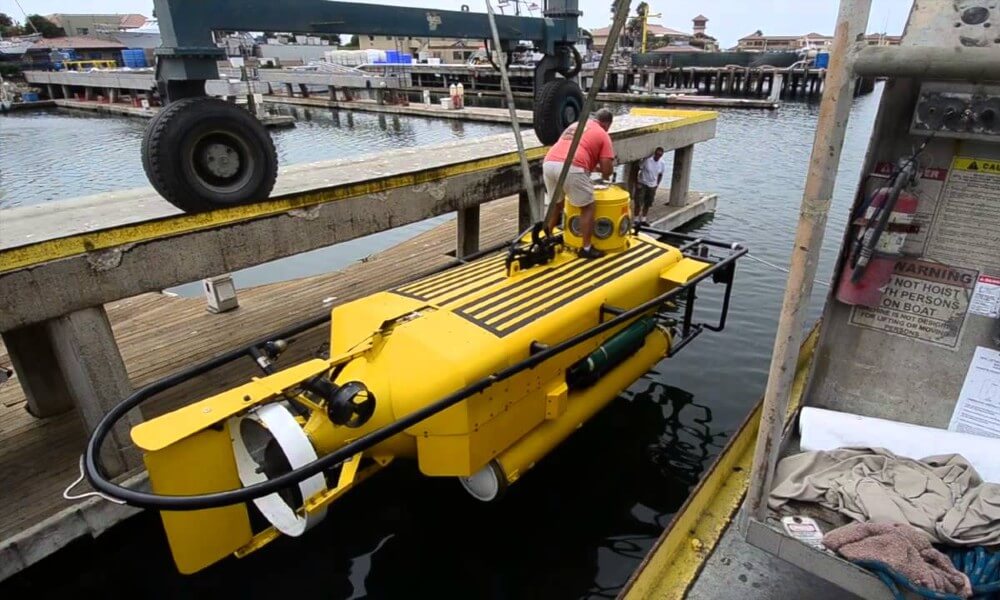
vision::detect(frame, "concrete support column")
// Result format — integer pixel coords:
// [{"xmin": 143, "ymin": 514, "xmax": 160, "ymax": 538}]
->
[
  {"xmin": 769, "ymin": 73, "xmax": 784, "ymax": 103},
  {"xmin": 49, "ymin": 307, "xmax": 139, "ymax": 475},
  {"xmin": 61, "ymin": 85, "xmax": 71, "ymax": 100},
  {"xmin": 646, "ymin": 72, "xmax": 655, "ymax": 93},
  {"xmin": 84, "ymin": 87, "xmax": 95, "ymax": 101},
  {"xmin": 3, "ymin": 307, "xmax": 139, "ymax": 476},
  {"xmin": 298, "ymin": 83, "xmax": 310, "ymax": 98},
  {"xmin": 285, "ymin": 83, "xmax": 294, "ymax": 97},
  {"xmin": 456, "ymin": 205, "xmax": 481, "ymax": 258},
  {"xmin": 46, "ymin": 84, "xmax": 55, "ymax": 99},
  {"xmin": 108, "ymin": 87, "xmax": 119, "ymax": 103},
  {"xmin": 328, "ymin": 85, "xmax": 337, "ymax": 101},
  {"xmin": 622, "ymin": 160, "xmax": 641, "ymax": 200},
  {"xmin": 2, "ymin": 324, "xmax": 74, "ymax": 418},
  {"xmin": 669, "ymin": 145, "xmax": 694, "ymax": 207}
]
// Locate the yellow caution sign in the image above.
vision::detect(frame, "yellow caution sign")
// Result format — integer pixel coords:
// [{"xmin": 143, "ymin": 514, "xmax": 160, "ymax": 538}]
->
[{"xmin": 953, "ymin": 157, "xmax": 1000, "ymax": 173}]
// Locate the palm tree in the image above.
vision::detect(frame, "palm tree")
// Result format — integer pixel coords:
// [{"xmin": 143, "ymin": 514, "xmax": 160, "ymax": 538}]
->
[{"xmin": 609, "ymin": 2, "xmax": 648, "ymax": 50}]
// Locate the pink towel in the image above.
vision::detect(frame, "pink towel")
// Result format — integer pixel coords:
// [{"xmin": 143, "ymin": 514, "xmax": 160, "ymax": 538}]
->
[{"xmin": 824, "ymin": 522, "xmax": 972, "ymax": 598}]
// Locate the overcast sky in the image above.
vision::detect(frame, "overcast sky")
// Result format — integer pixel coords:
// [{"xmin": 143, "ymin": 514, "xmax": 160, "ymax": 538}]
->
[{"xmin": 8, "ymin": 0, "xmax": 912, "ymax": 48}]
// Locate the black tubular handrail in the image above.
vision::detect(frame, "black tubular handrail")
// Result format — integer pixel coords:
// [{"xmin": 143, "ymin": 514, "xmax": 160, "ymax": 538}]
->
[{"xmin": 85, "ymin": 237, "xmax": 747, "ymax": 511}]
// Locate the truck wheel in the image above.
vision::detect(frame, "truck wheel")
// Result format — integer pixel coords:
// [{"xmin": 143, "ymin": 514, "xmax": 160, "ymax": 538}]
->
[
  {"xmin": 142, "ymin": 97, "xmax": 278, "ymax": 213},
  {"xmin": 533, "ymin": 79, "xmax": 584, "ymax": 145}
]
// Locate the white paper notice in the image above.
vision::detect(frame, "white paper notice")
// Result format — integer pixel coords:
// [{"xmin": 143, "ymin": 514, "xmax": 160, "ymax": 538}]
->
[
  {"xmin": 970, "ymin": 275, "xmax": 1000, "ymax": 319},
  {"xmin": 949, "ymin": 347, "xmax": 1000, "ymax": 438}
]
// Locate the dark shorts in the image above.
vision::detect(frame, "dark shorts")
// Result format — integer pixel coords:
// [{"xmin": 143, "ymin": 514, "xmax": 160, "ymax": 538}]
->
[{"xmin": 634, "ymin": 184, "xmax": 657, "ymax": 211}]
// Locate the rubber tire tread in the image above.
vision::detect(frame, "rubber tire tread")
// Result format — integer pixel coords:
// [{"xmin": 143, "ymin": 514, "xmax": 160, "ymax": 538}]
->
[
  {"xmin": 533, "ymin": 79, "xmax": 584, "ymax": 145},
  {"xmin": 142, "ymin": 97, "xmax": 278, "ymax": 213}
]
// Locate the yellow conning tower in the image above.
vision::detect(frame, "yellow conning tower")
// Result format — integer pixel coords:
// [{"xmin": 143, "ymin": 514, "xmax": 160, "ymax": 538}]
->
[{"xmin": 562, "ymin": 184, "xmax": 633, "ymax": 254}]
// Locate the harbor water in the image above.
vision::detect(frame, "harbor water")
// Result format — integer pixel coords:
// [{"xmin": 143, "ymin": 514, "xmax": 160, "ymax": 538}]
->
[{"xmin": 0, "ymin": 89, "xmax": 882, "ymax": 598}]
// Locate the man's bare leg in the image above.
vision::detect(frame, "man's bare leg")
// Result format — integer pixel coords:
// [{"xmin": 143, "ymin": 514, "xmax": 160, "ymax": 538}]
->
[
  {"xmin": 545, "ymin": 200, "xmax": 564, "ymax": 234},
  {"xmin": 580, "ymin": 202, "xmax": 596, "ymax": 247}
]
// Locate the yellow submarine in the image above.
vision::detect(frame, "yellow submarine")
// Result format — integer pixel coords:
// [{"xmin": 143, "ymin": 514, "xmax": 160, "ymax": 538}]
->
[{"xmin": 84, "ymin": 184, "xmax": 745, "ymax": 574}]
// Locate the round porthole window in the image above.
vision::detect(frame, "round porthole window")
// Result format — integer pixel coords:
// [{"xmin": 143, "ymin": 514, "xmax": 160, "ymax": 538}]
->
[
  {"xmin": 568, "ymin": 215, "xmax": 583, "ymax": 236},
  {"xmin": 595, "ymin": 217, "xmax": 614, "ymax": 239},
  {"xmin": 619, "ymin": 216, "xmax": 632, "ymax": 237}
]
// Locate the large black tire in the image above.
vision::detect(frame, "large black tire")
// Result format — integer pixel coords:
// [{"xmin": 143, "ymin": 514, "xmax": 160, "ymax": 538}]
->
[
  {"xmin": 142, "ymin": 97, "xmax": 278, "ymax": 213},
  {"xmin": 533, "ymin": 79, "xmax": 584, "ymax": 145}
]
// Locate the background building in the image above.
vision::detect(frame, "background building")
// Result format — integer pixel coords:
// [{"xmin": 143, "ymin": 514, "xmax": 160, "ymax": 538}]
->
[
  {"xmin": 591, "ymin": 15, "xmax": 718, "ymax": 54},
  {"xmin": 591, "ymin": 23, "xmax": 691, "ymax": 52},
  {"xmin": 736, "ymin": 31, "xmax": 834, "ymax": 52},
  {"xmin": 44, "ymin": 14, "xmax": 146, "ymax": 37},
  {"xmin": 864, "ymin": 33, "xmax": 902, "ymax": 46},
  {"xmin": 690, "ymin": 15, "xmax": 719, "ymax": 52},
  {"xmin": 359, "ymin": 35, "xmax": 481, "ymax": 63}
]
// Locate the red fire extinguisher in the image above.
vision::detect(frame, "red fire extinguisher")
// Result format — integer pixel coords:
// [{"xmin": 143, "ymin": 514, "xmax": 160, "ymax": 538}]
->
[{"xmin": 836, "ymin": 163, "xmax": 919, "ymax": 307}]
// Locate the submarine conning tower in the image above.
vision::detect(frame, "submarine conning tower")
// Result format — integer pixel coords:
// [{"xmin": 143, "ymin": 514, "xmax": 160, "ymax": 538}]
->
[{"xmin": 562, "ymin": 184, "xmax": 633, "ymax": 254}]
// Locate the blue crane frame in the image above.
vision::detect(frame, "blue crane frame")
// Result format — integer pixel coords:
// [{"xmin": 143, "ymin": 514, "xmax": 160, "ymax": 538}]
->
[{"xmin": 152, "ymin": 0, "xmax": 582, "ymax": 100}]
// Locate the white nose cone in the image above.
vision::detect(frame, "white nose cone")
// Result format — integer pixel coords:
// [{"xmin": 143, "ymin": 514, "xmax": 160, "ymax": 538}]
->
[{"xmin": 459, "ymin": 461, "xmax": 507, "ymax": 502}]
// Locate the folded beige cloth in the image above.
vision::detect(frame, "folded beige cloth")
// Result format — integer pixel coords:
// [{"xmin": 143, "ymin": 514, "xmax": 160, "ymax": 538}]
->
[
  {"xmin": 769, "ymin": 447, "xmax": 1000, "ymax": 546},
  {"xmin": 824, "ymin": 522, "xmax": 972, "ymax": 598}
]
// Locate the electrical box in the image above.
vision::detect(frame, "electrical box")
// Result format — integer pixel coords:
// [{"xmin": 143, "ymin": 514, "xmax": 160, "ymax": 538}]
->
[
  {"xmin": 203, "ymin": 275, "xmax": 239, "ymax": 314},
  {"xmin": 911, "ymin": 82, "xmax": 1000, "ymax": 141}
]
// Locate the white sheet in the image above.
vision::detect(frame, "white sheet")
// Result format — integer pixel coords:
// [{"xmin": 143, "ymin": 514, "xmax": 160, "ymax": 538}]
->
[{"xmin": 799, "ymin": 407, "xmax": 1000, "ymax": 484}]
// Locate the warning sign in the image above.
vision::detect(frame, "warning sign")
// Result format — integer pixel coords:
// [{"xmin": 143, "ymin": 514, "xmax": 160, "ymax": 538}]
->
[
  {"xmin": 970, "ymin": 275, "xmax": 1000, "ymax": 319},
  {"xmin": 869, "ymin": 162, "xmax": 947, "ymax": 256},
  {"xmin": 954, "ymin": 157, "xmax": 1000, "ymax": 173},
  {"xmin": 850, "ymin": 259, "xmax": 978, "ymax": 349},
  {"xmin": 925, "ymin": 157, "xmax": 1000, "ymax": 272}
]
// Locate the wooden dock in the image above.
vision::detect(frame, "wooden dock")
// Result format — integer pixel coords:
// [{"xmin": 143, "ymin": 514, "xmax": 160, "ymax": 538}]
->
[
  {"xmin": 51, "ymin": 98, "xmax": 296, "ymax": 128},
  {"xmin": 264, "ymin": 94, "xmax": 533, "ymax": 124},
  {"xmin": 597, "ymin": 92, "xmax": 780, "ymax": 110},
  {"xmin": 0, "ymin": 189, "xmax": 715, "ymax": 580},
  {"xmin": 399, "ymin": 86, "xmax": 780, "ymax": 110},
  {"xmin": 398, "ymin": 64, "xmax": 875, "ymax": 101}
]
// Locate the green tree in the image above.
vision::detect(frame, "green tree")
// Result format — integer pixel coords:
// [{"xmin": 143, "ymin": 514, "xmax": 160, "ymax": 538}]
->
[
  {"xmin": 25, "ymin": 15, "xmax": 66, "ymax": 38},
  {"xmin": 0, "ymin": 12, "xmax": 22, "ymax": 37},
  {"xmin": 625, "ymin": 2, "xmax": 649, "ymax": 48}
]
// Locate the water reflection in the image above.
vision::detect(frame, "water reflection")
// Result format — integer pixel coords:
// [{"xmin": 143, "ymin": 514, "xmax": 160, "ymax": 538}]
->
[{"xmin": 635, "ymin": 378, "xmax": 728, "ymax": 497}]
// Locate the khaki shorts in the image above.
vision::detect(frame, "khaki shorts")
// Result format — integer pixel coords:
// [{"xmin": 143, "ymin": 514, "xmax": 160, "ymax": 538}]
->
[
  {"xmin": 634, "ymin": 183, "xmax": 657, "ymax": 211},
  {"xmin": 543, "ymin": 161, "xmax": 594, "ymax": 208}
]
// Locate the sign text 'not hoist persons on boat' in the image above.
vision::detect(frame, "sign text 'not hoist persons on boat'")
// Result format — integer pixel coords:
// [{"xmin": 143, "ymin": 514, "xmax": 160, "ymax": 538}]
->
[{"xmin": 850, "ymin": 259, "xmax": 977, "ymax": 350}]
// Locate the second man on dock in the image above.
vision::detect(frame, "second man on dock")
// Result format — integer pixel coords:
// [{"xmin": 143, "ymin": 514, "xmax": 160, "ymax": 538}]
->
[{"xmin": 634, "ymin": 147, "xmax": 666, "ymax": 226}]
